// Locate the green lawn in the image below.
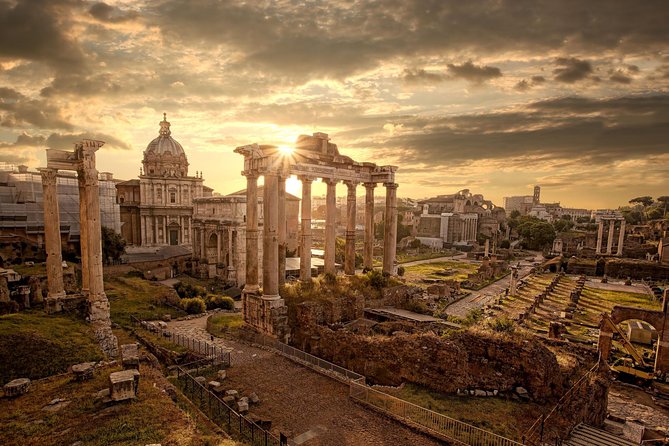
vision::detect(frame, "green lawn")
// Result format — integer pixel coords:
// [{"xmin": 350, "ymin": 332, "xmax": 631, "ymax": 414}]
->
[
  {"xmin": 207, "ymin": 313, "xmax": 244, "ymax": 338},
  {"xmin": 0, "ymin": 311, "xmax": 103, "ymax": 385},
  {"xmin": 404, "ymin": 261, "xmax": 479, "ymax": 283}
]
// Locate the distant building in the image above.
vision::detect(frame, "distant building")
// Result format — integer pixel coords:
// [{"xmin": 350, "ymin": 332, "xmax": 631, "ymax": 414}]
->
[
  {"xmin": 0, "ymin": 163, "xmax": 120, "ymax": 253},
  {"xmin": 503, "ymin": 195, "xmax": 534, "ymax": 216}
]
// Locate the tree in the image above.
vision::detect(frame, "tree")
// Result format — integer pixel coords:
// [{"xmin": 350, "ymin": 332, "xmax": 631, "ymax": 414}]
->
[
  {"xmin": 552, "ymin": 219, "xmax": 574, "ymax": 233},
  {"xmin": 101, "ymin": 226, "xmax": 126, "ymax": 264},
  {"xmin": 657, "ymin": 196, "xmax": 669, "ymax": 218},
  {"xmin": 629, "ymin": 196, "xmax": 654, "ymax": 207},
  {"xmin": 509, "ymin": 210, "xmax": 521, "ymax": 219},
  {"xmin": 517, "ymin": 219, "xmax": 555, "ymax": 250}
]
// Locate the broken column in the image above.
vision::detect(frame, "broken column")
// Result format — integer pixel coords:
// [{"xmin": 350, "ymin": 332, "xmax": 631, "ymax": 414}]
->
[
  {"xmin": 383, "ymin": 182, "xmax": 398, "ymax": 275},
  {"xmin": 344, "ymin": 181, "xmax": 357, "ymax": 275},
  {"xmin": 39, "ymin": 168, "xmax": 66, "ymax": 303},
  {"xmin": 79, "ymin": 140, "xmax": 118, "ymax": 357}
]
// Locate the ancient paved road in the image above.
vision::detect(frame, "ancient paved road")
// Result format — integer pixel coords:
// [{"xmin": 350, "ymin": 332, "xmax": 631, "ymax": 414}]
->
[
  {"xmin": 167, "ymin": 316, "xmax": 444, "ymax": 446},
  {"xmin": 444, "ymin": 252, "xmax": 544, "ymax": 318}
]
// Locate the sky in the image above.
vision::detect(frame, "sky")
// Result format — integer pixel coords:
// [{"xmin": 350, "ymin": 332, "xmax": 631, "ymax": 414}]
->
[{"xmin": 0, "ymin": 0, "xmax": 668, "ymax": 209}]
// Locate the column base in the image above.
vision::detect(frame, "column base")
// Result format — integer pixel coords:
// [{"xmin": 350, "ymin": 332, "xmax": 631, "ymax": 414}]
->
[{"xmin": 242, "ymin": 292, "xmax": 288, "ymax": 341}]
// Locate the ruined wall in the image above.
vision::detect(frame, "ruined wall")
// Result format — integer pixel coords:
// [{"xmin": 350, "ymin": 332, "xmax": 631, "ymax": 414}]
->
[
  {"xmin": 604, "ymin": 258, "xmax": 669, "ymax": 280},
  {"xmin": 292, "ymin": 325, "xmax": 565, "ymax": 401}
]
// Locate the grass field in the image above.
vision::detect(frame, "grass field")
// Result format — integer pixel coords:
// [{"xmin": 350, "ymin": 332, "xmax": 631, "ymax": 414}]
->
[
  {"xmin": 404, "ymin": 261, "xmax": 479, "ymax": 284},
  {"xmin": 207, "ymin": 313, "xmax": 244, "ymax": 338}
]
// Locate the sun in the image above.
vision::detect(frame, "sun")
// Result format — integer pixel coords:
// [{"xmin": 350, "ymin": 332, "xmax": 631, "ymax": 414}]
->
[{"xmin": 278, "ymin": 145, "xmax": 293, "ymax": 156}]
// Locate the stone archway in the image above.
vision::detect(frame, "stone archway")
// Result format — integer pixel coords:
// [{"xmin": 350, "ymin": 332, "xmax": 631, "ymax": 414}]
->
[
  {"xmin": 206, "ymin": 232, "xmax": 219, "ymax": 264},
  {"xmin": 598, "ymin": 291, "xmax": 669, "ymax": 373}
]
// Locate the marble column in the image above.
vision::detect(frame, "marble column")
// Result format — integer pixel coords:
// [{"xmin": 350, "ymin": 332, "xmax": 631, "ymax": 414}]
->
[
  {"xmin": 200, "ymin": 227, "xmax": 205, "ymax": 260},
  {"xmin": 77, "ymin": 172, "xmax": 90, "ymax": 295},
  {"xmin": 244, "ymin": 172, "xmax": 259, "ymax": 293},
  {"xmin": 383, "ymin": 182, "xmax": 398, "ymax": 275},
  {"xmin": 278, "ymin": 176, "xmax": 286, "ymax": 287},
  {"xmin": 300, "ymin": 177, "xmax": 313, "ymax": 281},
  {"xmin": 324, "ymin": 178, "xmax": 337, "ymax": 275},
  {"xmin": 40, "ymin": 168, "xmax": 65, "ymax": 299},
  {"xmin": 263, "ymin": 173, "xmax": 280, "ymax": 298},
  {"xmin": 344, "ymin": 181, "xmax": 357, "ymax": 275},
  {"xmin": 596, "ymin": 221, "xmax": 604, "ymax": 254},
  {"xmin": 606, "ymin": 220, "xmax": 615, "ymax": 255},
  {"xmin": 617, "ymin": 220, "xmax": 626, "ymax": 256},
  {"xmin": 363, "ymin": 183, "xmax": 376, "ymax": 270},
  {"xmin": 216, "ymin": 231, "xmax": 221, "ymax": 263}
]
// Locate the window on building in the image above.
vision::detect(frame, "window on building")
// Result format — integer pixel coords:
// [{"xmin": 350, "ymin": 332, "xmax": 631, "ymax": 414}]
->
[
  {"xmin": 156, "ymin": 188, "xmax": 162, "ymax": 201},
  {"xmin": 170, "ymin": 192, "xmax": 176, "ymax": 203}
]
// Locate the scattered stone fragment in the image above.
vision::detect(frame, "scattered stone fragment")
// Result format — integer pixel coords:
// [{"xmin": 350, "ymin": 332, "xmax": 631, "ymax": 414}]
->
[
  {"xmin": 121, "ymin": 344, "xmax": 140, "ymax": 370},
  {"xmin": 3, "ymin": 378, "xmax": 30, "ymax": 397},
  {"xmin": 217, "ymin": 370, "xmax": 227, "ymax": 380},
  {"xmin": 109, "ymin": 369, "xmax": 140, "ymax": 402},
  {"xmin": 158, "ymin": 321, "xmax": 168, "ymax": 330},
  {"xmin": 237, "ymin": 399, "xmax": 249, "ymax": 413},
  {"xmin": 222, "ymin": 395, "xmax": 236, "ymax": 405},
  {"xmin": 42, "ymin": 398, "xmax": 71, "ymax": 412},
  {"xmin": 515, "ymin": 386, "xmax": 529, "ymax": 400},
  {"xmin": 208, "ymin": 381, "xmax": 221, "ymax": 389},
  {"xmin": 249, "ymin": 392, "xmax": 260, "ymax": 404},
  {"xmin": 225, "ymin": 389, "xmax": 238, "ymax": 398},
  {"xmin": 194, "ymin": 376, "xmax": 207, "ymax": 386},
  {"xmin": 162, "ymin": 314, "xmax": 172, "ymax": 322},
  {"xmin": 72, "ymin": 362, "xmax": 96, "ymax": 381}
]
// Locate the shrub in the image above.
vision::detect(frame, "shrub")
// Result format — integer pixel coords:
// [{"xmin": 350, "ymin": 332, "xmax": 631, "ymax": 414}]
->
[
  {"xmin": 207, "ymin": 295, "xmax": 235, "ymax": 310},
  {"xmin": 368, "ymin": 269, "xmax": 387, "ymax": 290},
  {"xmin": 500, "ymin": 239, "xmax": 511, "ymax": 249},
  {"xmin": 463, "ymin": 308, "xmax": 483, "ymax": 326},
  {"xmin": 404, "ymin": 299, "xmax": 429, "ymax": 314},
  {"xmin": 323, "ymin": 272, "xmax": 337, "ymax": 286},
  {"xmin": 397, "ymin": 266, "xmax": 405, "ymax": 276},
  {"xmin": 181, "ymin": 297, "xmax": 206, "ymax": 314},
  {"xmin": 488, "ymin": 316, "xmax": 515, "ymax": 333}
]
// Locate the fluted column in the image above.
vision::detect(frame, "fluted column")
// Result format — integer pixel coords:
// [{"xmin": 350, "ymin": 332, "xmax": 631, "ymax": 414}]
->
[
  {"xmin": 344, "ymin": 181, "xmax": 357, "ymax": 275},
  {"xmin": 324, "ymin": 178, "xmax": 337, "ymax": 275},
  {"xmin": 383, "ymin": 182, "xmax": 398, "ymax": 275},
  {"xmin": 263, "ymin": 172, "xmax": 280, "ymax": 298},
  {"xmin": 363, "ymin": 183, "xmax": 376, "ymax": 270},
  {"xmin": 606, "ymin": 220, "xmax": 615, "ymax": 255},
  {"xmin": 278, "ymin": 176, "xmax": 286, "ymax": 287},
  {"xmin": 243, "ymin": 172, "xmax": 259, "ymax": 293},
  {"xmin": 596, "ymin": 221, "xmax": 604, "ymax": 254},
  {"xmin": 300, "ymin": 177, "xmax": 313, "ymax": 281},
  {"xmin": 40, "ymin": 168, "xmax": 65, "ymax": 299},
  {"xmin": 617, "ymin": 220, "xmax": 626, "ymax": 256},
  {"xmin": 77, "ymin": 172, "xmax": 90, "ymax": 295}
]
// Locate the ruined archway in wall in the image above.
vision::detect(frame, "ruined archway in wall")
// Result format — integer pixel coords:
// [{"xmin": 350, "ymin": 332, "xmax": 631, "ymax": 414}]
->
[
  {"xmin": 206, "ymin": 232, "xmax": 218, "ymax": 264},
  {"xmin": 598, "ymin": 294, "xmax": 669, "ymax": 373}
]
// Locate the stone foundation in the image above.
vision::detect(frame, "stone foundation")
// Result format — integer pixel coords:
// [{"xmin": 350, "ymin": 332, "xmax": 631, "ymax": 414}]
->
[
  {"xmin": 45, "ymin": 294, "xmax": 87, "ymax": 315},
  {"xmin": 243, "ymin": 292, "xmax": 289, "ymax": 341},
  {"xmin": 89, "ymin": 298, "xmax": 118, "ymax": 357}
]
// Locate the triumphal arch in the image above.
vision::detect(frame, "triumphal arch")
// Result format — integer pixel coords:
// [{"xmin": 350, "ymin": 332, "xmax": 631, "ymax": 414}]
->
[{"xmin": 235, "ymin": 133, "xmax": 398, "ymax": 339}]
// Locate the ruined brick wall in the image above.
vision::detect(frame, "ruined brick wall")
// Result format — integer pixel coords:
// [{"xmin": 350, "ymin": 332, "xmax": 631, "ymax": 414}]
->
[
  {"xmin": 604, "ymin": 259, "xmax": 669, "ymax": 279},
  {"xmin": 292, "ymin": 325, "xmax": 565, "ymax": 401}
]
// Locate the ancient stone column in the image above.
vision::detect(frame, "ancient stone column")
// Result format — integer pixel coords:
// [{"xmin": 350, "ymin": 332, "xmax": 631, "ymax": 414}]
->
[
  {"xmin": 278, "ymin": 176, "xmax": 286, "ymax": 287},
  {"xmin": 344, "ymin": 181, "xmax": 357, "ymax": 275},
  {"xmin": 383, "ymin": 182, "xmax": 398, "ymax": 275},
  {"xmin": 596, "ymin": 220, "xmax": 604, "ymax": 254},
  {"xmin": 79, "ymin": 140, "xmax": 118, "ymax": 357},
  {"xmin": 484, "ymin": 239, "xmax": 490, "ymax": 257},
  {"xmin": 200, "ymin": 227, "xmax": 205, "ymax": 260},
  {"xmin": 363, "ymin": 183, "xmax": 376, "ymax": 270},
  {"xmin": 324, "ymin": 178, "xmax": 337, "ymax": 275},
  {"xmin": 243, "ymin": 172, "xmax": 259, "ymax": 293},
  {"xmin": 39, "ymin": 168, "xmax": 65, "ymax": 299},
  {"xmin": 216, "ymin": 231, "xmax": 221, "ymax": 263},
  {"xmin": 617, "ymin": 220, "xmax": 626, "ymax": 256},
  {"xmin": 300, "ymin": 177, "xmax": 313, "ymax": 281},
  {"xmin": 162, "ymin": 217, "xmax": 167, "ymax": 244},
  {"xmin": 77, "ymin": 172, "xmax": 90, "ymax": 295},
  {"xmin": 262, "ymin": 173, "xmax": 280, "ymax": 298},
  {"xmin": 606, "ymin": 220, "xmax": 615, "ymax": 255}
]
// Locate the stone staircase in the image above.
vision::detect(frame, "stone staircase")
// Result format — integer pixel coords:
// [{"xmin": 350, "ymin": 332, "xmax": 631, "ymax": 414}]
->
[{"xmin": 565, "ymin": 424, "xmax": 636, "ymax": 446}]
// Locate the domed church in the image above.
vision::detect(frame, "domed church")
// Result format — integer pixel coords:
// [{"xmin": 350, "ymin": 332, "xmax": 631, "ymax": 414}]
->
[{"xmin": 116, "ymin": 114, "xmax": 211, "ymax": 247}]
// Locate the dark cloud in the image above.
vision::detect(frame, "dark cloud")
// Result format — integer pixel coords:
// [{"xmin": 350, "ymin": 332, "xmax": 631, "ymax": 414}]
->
[
  {"xmin": 553, "ymin": 57, "xmax": 593, "ymax": 83},
  {"xmin": 89, "ymin": 2, "xmax": 138, "ymax": 23},
  {"xmin": 402, "ymin": 68, "xmax": 447, "ymax": 84},
  {"xmin": 46, "ymin": 132, "xmax": 132, "ymax": 151},
  {"xmin": 610, "ymin": 71, "xmax": 632, "ymax": 84},
  {"xmin": 0, "ymin": 90, "xmax": 73, "ymax": 130},
  {"xmin": 515, "ymin": 80, "xmax": 531, "ymax": 91},
  {"xmin": 0, "ymin": 0, "xmax": 84, "ymax": 71},
  {"xmin": 447, "ymin": 61, "xmax": 502, "ymax": 83},
  {"xmin": 515, "ymin": 75, "xmax": 547, "ymax": 91},
  {"xmin": 40, "ymin": 73, "xmax": 122, "ymax": 97},
  {"xmin": 531, "ymin": 76, "xmax": 546, "ymax": 84},
  {"xmin": 0, "ymin": 132, "xmax": 46, "ymax": 148}
]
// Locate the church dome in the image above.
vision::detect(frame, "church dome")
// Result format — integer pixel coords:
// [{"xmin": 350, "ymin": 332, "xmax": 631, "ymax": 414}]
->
[{"xmin": 142, "ymin": 113, "xmax": 189, "ymax": 178}]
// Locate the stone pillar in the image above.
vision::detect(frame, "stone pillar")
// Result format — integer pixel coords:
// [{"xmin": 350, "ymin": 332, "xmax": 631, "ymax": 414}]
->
[
  {"xmin": 79, "ymin": 140, "xmax": 118, "ymax": 357},
  {"xmin": 344, "ymin": 181, "xmax": 357, "ymax": 275},
  {"xmin": 200, "ymin": 227, "xmax": 205, "ymax": 260},
  {"xmin": 324, "ymin": 178, "xmax": 337, "ymax": 275},
  {"xmin": 162, "ymin": 217, "xmax": 167, "ymax": 244},
  {"xmin": 484, "ymin": 239, "xmax": 490, "ymax": 257},
  {"xmin": 654, "ymin": 290, "xmax": 669, "ymax": 373},
  {"xmin": 216, "ymin": 231, "xmax": 221, "ymax": 263},
  {"xmin": 78, "ymin": 172, "xmax": 90, "ymax": 295},
  {"xmin": 383, "ymin": 182, "xmax": 398, "ymax": 275},
  {"xmin": 278, "ymin": 176, "xmax": 286, "ymax": 287},
  {"xmin": 596, "ymin": 221, "xmax": 604, "ymax": 254},
  {"xmin": 40, "ymin": 168, "xmax": 65, "ymax": 299},
  {"xmin": 299, "ymin": 177, "xmax": 313, "ymax": 281},
  {"xmin": 244, "ymin": 172, "xmax": 259, "ymax": 293},
  {"xmin": 617, "ymin": 220, "xmax": 626, "ymax": 256},
  {"xmin": 363, "ymin": 183, "xmax": 376, "ymax": 270},
  {"xmin": 263, "ymin": 173, "xmax": 280, "ymax": 298},
  {"xmin": 606, "ymin": 220, "xmax": 615, "ymax": 255},
  {"xmin": 509, "ymin": 267, "xmax": 518, "ymax": 295}
]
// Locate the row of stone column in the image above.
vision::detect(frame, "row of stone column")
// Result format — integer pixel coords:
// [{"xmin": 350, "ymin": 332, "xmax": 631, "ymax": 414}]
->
[
  {"xmin": 460, "ymin": 216, "xmax": 477, "ymax": 242},
  {"xmin": 243, "ymin": 172, "xmax": 398, "ymax": 299},
  {"xmin": 141, "ymin": 215, "xmax": 190, "ymax": 246},
  {"xmin": 595, "ymin": 219, "xmax": 625, "ymax": 255}
]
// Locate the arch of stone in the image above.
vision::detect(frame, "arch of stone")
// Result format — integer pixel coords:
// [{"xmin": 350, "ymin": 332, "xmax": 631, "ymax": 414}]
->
[
  {"xmin": 42, "ymin": 140, "xmax": 118, "ymax": 357},
  {"xmin": 235, "ymin": 133, "xmax": 398, "ymax": 339}
]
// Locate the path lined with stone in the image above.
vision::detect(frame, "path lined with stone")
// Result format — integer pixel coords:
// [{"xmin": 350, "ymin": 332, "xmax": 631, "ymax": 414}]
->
[{"xmin": 167, "ymin": 316, "xmax": 444, "ymax": 446}]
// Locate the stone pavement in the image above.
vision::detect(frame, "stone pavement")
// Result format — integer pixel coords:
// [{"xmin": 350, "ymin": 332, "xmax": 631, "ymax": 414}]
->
[{"xmin": 167, "ymin": 316, "xmax": 443, "ymax": 446}]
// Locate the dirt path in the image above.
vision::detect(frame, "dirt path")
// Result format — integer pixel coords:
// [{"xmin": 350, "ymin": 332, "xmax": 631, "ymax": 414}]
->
[{"xmin": 168, "ymin": 316, "xmax": 445, "ymax": 446}]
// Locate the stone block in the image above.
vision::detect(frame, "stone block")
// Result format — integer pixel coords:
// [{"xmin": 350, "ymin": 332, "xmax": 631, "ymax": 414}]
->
[
  {"xmin": 222, "ymin": 395, "xmax": 236, "ymax": 405},
  {"xmin": 208, "ymin": 381, "xmax": 221, "ymax": 389},
  {"xmin": 237, "ymin": 399, "xmax": 249, "ymax": 413},
  {"xmin": 109, "ymin": 370, "xmax": 140, "ymax": 402},
  {"xmin": 249, "ymin": 392, "xmax": 260, "ymax": 404},
  {"xmin": 72, "ymin": 362, "xmax": 96, "ymax": 381},
  {"xmin": 194, "ymin": 376, "xmax": 207, "ymax": 386},
  {"xmin": 158, "ymin": 321, "xmax": 168, "ymax": 330},
  {"xmin": 3, "ymin": 378, "xmax": 30, "ymax": 397},
  {"xmin": 121, "ymin": 344, "xmax": 140, "ymax": 369},
  {"xmin": 162, "ymin": 314, "xmax": 172, "ymax": 322},
  {"xmin": 225, "ymin": 389, "xmax": 238, "ymax": 398},
  {"xmin": 217, "ymin": 370, "xmax": 227, "ymax": 380}
]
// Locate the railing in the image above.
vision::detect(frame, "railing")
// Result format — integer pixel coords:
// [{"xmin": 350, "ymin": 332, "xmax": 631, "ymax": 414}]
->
[
  {"xmin": 245, "ymin": 331, "xmax": 365, "ymax": 383},
  {"xmin": 176, "ymin": 359, "xmax": 286, "ymax": 446},
  {"xmin": 349, "ymin": 378, "xmax": 524, "ymax": 446},
  {"xmin": 130, "ymin": 315, "xmax": 231, "ymax": 367},
  {"xmin": 523, "ymin": 362, "xmax": 601, "ymax": 445}
]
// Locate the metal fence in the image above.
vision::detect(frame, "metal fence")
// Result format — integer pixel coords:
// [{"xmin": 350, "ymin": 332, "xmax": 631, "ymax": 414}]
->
[
  {"xmin": 176, "ymin": 360, "xmax": 286, "ymax": 446},
  {"xmin": 246, "ymin": 331, "xmax": 366, "ymax": 383},
  {"xmin": 350, "ymin": 378, "xmax": 524, "ymax": 446}
]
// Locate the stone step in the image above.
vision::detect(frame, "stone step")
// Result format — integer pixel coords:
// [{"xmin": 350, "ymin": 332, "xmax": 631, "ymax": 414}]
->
[{"xmin": 565, "ymin": 424, "xmax": 636, "ymax": 446}]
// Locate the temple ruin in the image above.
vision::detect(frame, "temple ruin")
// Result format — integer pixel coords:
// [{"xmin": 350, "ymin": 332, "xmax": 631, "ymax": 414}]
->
[
  {"xmin": 42, "ymin": 140, "xmax": 118, "ymax": 357},
  {"xmin": 235, "ymin": 133, "xmax": 398, "ymax": 338}
]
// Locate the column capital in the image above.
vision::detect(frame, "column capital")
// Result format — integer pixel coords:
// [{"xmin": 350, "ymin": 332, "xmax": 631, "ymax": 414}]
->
[
  {"xmin": 344, "ymin": 180, "xmax": 359, "ymax": 189},
  {"xmin": 383, "ymin": 182, "xmax": 399, "ymax": 190},
  {"xmin": 39, "ymin": 167, "xmax": 58, "ymax": 185},
  {"xmin": 299, "ymin": 176, "xmax": 315, "ymax": 184},
  {"xmin": 363, "ymin": 182, "xmax": 377, "ymax": 189},
  {"xmin": 242, "ymin": 170, "xmax": 259, "ymax": 179},
  {"xmin": 322, "ymin": 177, "xmax": 339, "ymax": 186}
]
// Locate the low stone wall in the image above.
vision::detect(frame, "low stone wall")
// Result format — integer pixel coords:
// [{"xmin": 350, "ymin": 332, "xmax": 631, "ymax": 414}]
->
[{"xmin": 604, "ymin": 258, "xmax": 669, "ymax": 280}]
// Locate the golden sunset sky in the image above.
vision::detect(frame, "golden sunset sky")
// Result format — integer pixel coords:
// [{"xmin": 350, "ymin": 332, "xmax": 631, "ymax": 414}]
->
[{"xmin": 1, "ymin": 0, "xmax": 668, "ymax": 208}]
